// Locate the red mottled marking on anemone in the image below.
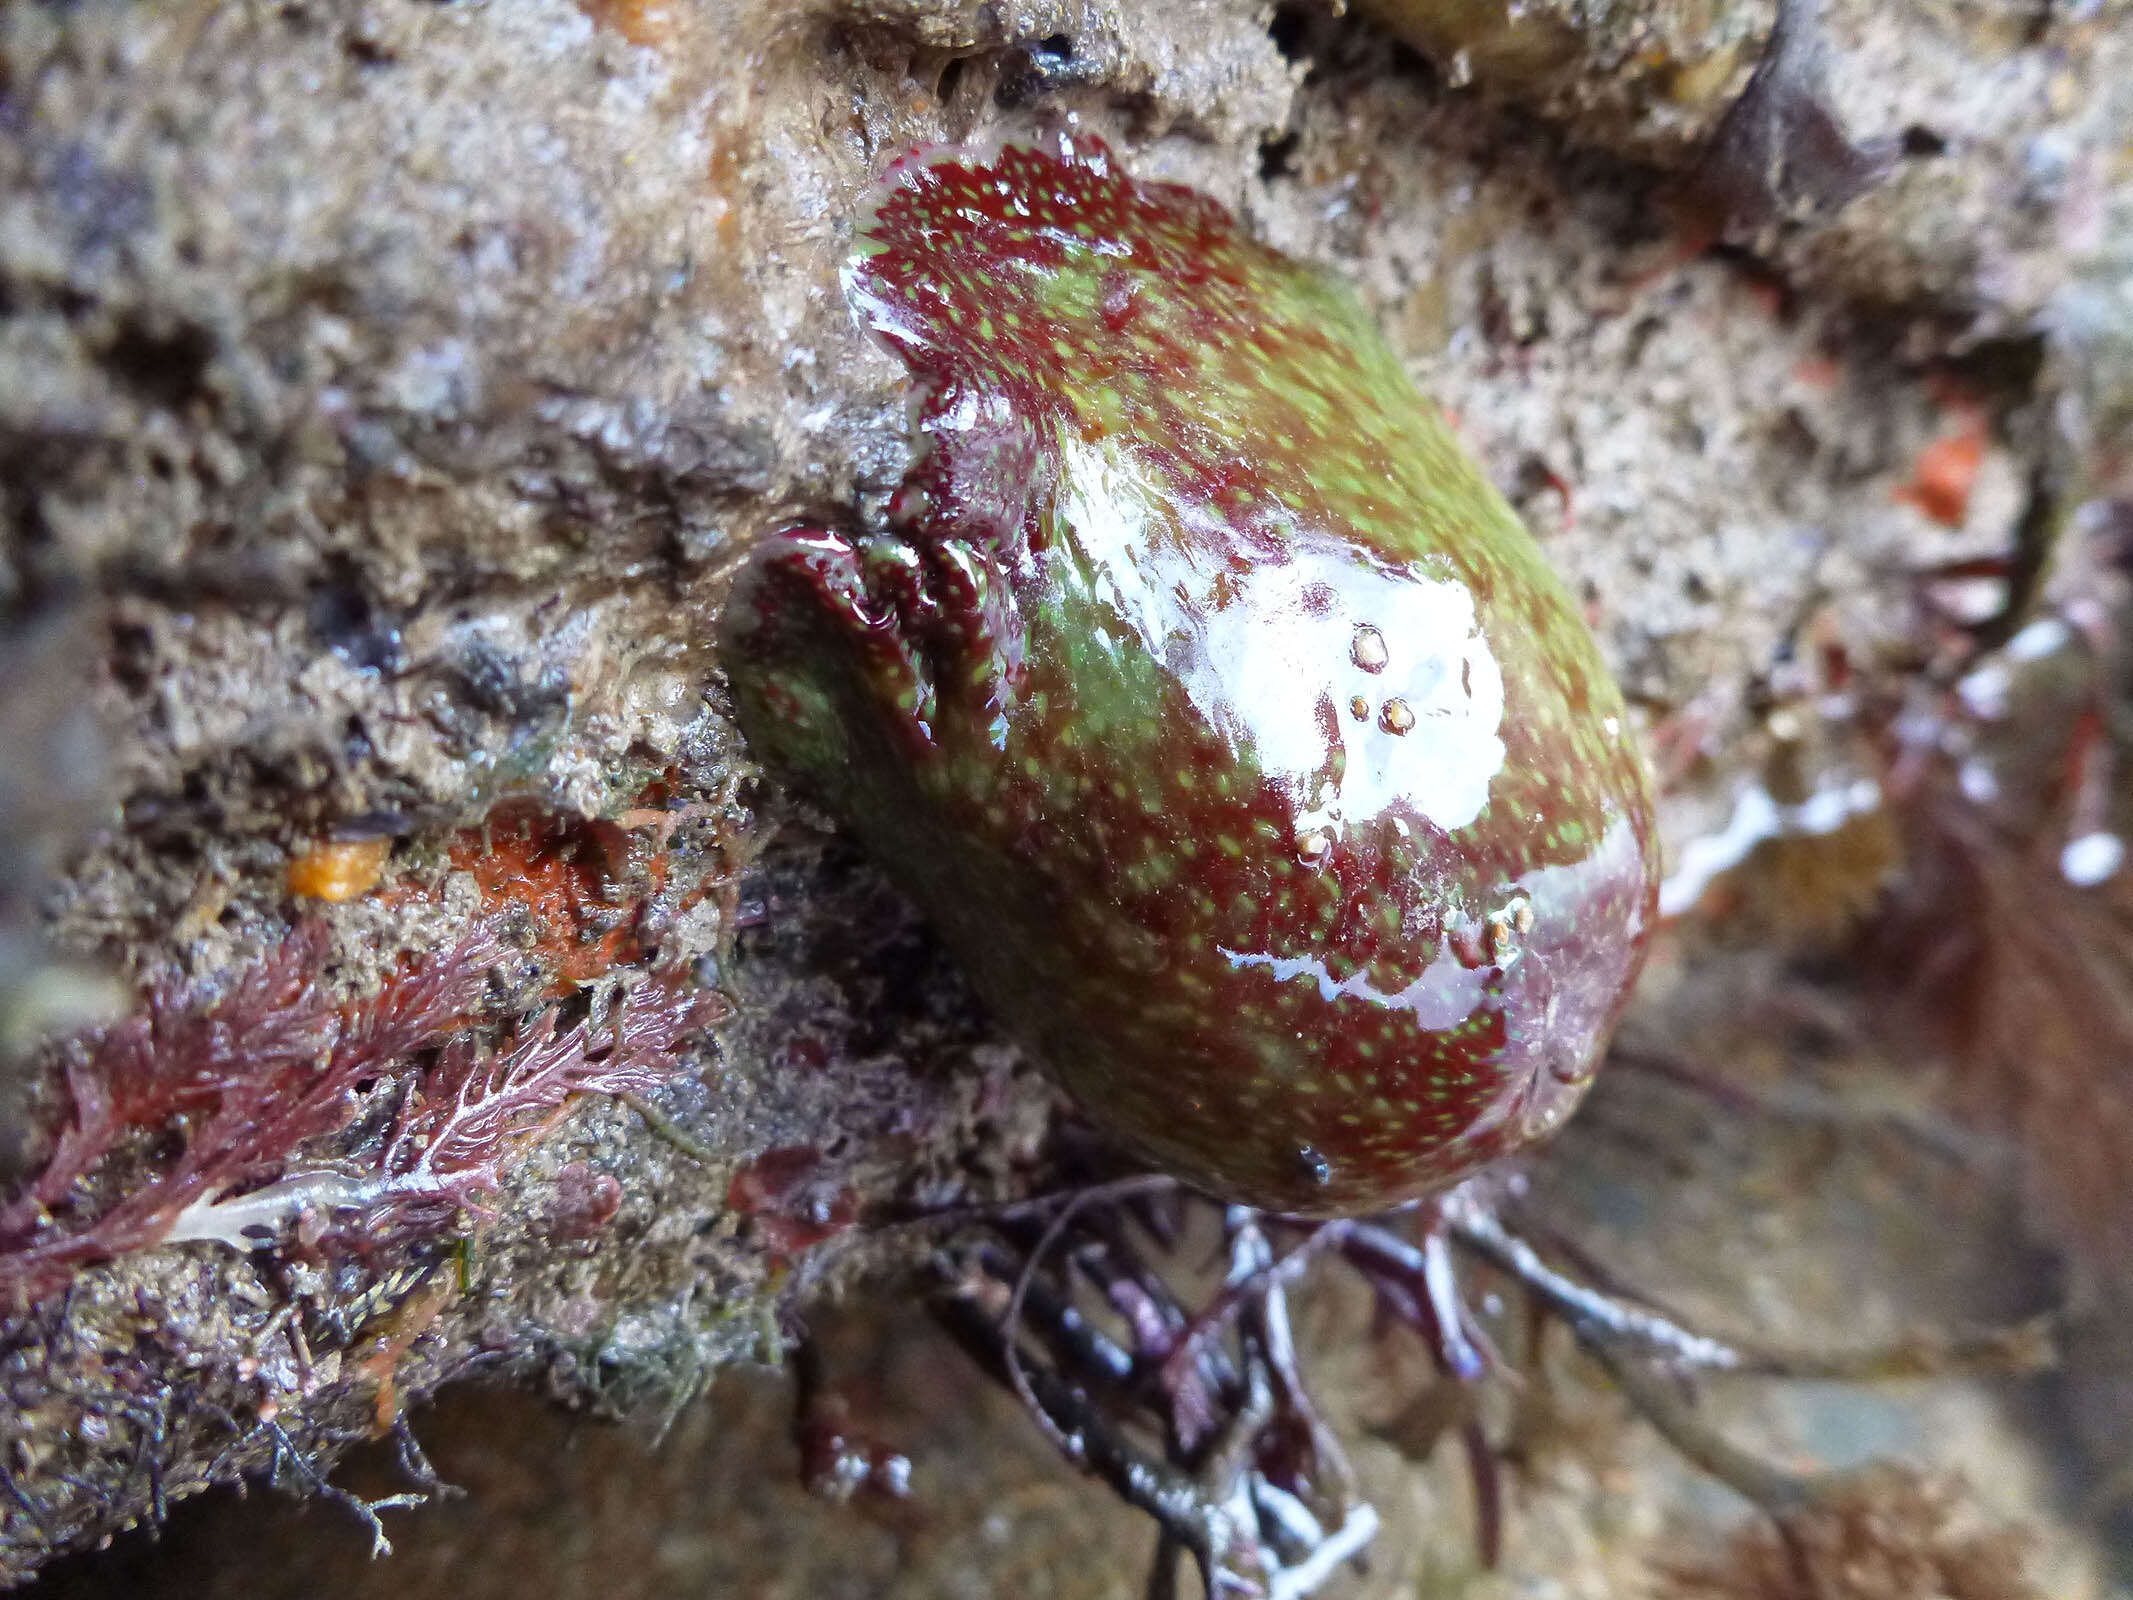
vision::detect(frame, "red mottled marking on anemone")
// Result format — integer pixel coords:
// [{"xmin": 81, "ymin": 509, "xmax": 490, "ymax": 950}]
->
[
  {"xmin": 727, "ymin": 1146, "xmax": 857, "ymax": 1258},
  {"xmin": 726, "ymin": 136, "xmax": 1658, "ymax": 1215},
  {"xmin": 549, "ymin": 1162, "xmax": 625, "ymax": 1238}
]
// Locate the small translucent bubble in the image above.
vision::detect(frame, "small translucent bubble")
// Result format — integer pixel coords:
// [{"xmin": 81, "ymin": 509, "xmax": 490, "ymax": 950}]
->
[
  {"xmin": 1350, "ymin": 624, "xmax": 1389, "ymax": 672},
  {"xmin": 2062, "ymin": 830, "xmax": 2124, "ymax": 887}
]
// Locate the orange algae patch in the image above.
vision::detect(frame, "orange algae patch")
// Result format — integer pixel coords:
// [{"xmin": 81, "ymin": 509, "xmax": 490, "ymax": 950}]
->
[
  {"xmin": 449, "ymin": 804, "xmax": 667, "ymax": 987},
  {"xmin": 1897, "ymin": 413, "xmax": 1988, "ymax": 528},
  {"xmin": 575, "ymin": 0, "xmax": 675, "ymax": 47},
  {"xmin": 287, "ymin": 837, "xmax": 393, "ymax": 902},
  {"xmin": 440, "ymin": 789, "xmax": 727, "ymax": 991}
]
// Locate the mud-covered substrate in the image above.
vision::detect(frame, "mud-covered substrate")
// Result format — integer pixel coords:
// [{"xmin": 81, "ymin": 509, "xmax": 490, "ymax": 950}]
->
[{"xmin": 3, "ymin": 0, "xmax": 2130, "ymax": 1590}]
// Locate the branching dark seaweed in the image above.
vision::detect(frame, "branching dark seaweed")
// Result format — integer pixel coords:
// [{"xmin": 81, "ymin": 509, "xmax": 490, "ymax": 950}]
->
[
  {"xmin": 927, "ymin": 1156, "xmax": 2060, "ymax": 1599},
  {"xmin": 259, "ymin": 1417, "xmax": 427, "ymax": 1559}
]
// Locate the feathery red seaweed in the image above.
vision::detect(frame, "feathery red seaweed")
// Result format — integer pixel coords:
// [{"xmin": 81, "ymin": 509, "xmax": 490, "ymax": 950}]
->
[{"xmin": 1, "ymin": 923, "xmax": 720, "ymax": 1307}]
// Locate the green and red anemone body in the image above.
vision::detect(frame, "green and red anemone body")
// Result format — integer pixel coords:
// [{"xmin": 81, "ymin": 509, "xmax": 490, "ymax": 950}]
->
[{"xmin": 724, "ymin": 133, "xmax": 1658, "ymax": 1216}]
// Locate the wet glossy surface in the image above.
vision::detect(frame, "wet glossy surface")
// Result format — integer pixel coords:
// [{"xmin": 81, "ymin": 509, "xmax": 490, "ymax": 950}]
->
[{"xmin": 725, "ymin": 135, "xmax": 1658, "ymax": 1214}]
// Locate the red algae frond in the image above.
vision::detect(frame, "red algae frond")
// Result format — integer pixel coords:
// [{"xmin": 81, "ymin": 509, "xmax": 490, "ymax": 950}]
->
[{"xmin": 0, "ymin": 923, "xmax": 722, "ymax": 1308}]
